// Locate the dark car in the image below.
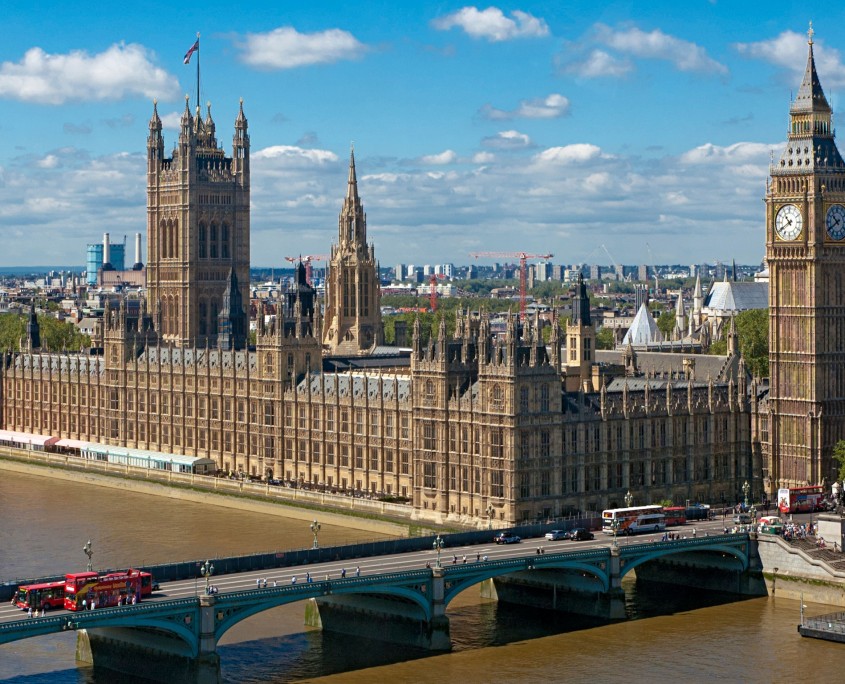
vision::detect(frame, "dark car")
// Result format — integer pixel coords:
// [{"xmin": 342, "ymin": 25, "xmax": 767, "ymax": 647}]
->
[
  {"xmin": 569, "ymin": 528, "xmax": 594, "ymax": 541},
  {"xmin": 493, "ymin": 531, "xmax": 522, "ymax": 544}
]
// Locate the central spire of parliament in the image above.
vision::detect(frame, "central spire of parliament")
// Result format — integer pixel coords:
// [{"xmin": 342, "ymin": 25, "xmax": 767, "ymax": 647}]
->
[{"xmin": 322, "ymin": 147, "xmax": 383, "ymax": 355}]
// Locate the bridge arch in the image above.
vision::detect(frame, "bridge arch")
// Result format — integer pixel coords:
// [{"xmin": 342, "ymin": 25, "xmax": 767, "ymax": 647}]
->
[
  {"xmin": 620, "ymin": 542, "xmax": 749, "ymax": 579},
  {"xmin": 443, "ymin": 557, "xmax": 611, "ymax": 606},
  {"xmin": 213, "ymin": 580, "xmax": 434, "ymax": 641}
]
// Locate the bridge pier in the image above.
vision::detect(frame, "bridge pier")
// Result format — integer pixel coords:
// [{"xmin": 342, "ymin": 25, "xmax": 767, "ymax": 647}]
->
[
  {"xmin": 76, "ymin": 595, "xmax": 220, "ymax": 684},
  {"xmin": 305, "ymin": 568, "xmax": 451, "ymax": 651}
]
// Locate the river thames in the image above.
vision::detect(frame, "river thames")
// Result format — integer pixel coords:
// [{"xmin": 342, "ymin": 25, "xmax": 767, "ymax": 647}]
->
[{"xmin": 1, "ymin": 469, "xmax": 842, "ymax": 683}]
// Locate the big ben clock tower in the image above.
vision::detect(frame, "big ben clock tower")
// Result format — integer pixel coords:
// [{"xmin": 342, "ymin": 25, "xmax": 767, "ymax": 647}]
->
[{"xmin": 767, "ymin": 25, "xmax": 845, "ymax": 493}]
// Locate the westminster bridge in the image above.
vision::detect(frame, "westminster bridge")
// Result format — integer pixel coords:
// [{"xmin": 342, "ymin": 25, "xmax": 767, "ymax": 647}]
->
[{"xmin": 0, "ymin": 533, "xmax": 761, "ymax": 683}]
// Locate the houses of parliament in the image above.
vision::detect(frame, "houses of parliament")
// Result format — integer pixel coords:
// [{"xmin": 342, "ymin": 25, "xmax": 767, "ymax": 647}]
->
[{"xmin": 0, "ymin": 35, "xmax": 839, "ymax": 526}]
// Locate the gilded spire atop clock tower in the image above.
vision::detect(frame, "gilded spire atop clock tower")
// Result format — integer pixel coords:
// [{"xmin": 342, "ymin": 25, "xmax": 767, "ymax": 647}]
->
[{"xmin": 765, "ymin": 25, "xmax": 845, "ymax": 497}]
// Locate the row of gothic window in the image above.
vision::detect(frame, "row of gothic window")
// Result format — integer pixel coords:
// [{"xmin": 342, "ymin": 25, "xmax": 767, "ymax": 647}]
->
[{"xmin": 158, "ymin": 219, "xmax": 231, "ymax": 259}]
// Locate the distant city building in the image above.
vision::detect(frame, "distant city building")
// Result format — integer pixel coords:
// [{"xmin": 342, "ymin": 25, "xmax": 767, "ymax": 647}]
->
[
  {"xmin": 589, "ymin": 264, "xmax": 601, "ymax": 280},
  {"xmin": 637, "ymin": 264, "xmax": 649, "ymax": 282},
  {"xmin": 394, "ymin": 264, "xmax": 405, "ymax": 281}
]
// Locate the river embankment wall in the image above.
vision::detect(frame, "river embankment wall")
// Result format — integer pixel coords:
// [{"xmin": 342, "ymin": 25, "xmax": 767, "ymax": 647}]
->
[{"xmin": 755, "ymin": 534, "xmax": 845, "ymax": 606}]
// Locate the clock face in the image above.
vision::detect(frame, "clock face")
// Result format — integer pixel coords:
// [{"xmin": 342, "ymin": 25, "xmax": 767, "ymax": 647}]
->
[
  {"xmin": 775, "ymin": 204, "xmax": 803, "ymax": 241},
  {"xmin": 826, "ymin": 204, "xmax": 845, "ymax": 240}
]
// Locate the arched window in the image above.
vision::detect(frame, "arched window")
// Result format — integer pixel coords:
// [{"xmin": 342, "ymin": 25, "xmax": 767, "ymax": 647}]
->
[
  {"xmin": 221, "ymin": 224, "xmax": 230, "ymax": 259},
  {"xmin": 170, "ymin": 218, "xmax": 178, "ymax": 259},
  {"xmin": 199, "ymin": 301, "xmax": 207, "ymax": 335},
  {"xmin": 490, "ymin": 384, "xmax": 503, "ymax": 409},
  {"xmin": 209, "ymin": 223, "xmax": 218, "ymax": 259},
  {"xmin": 159, "ymin": 220, "xmax": 168, "ymax": 259},
  {"xmin": 199, "ymin": 223, "xmax": 207, "ymax": 258}
]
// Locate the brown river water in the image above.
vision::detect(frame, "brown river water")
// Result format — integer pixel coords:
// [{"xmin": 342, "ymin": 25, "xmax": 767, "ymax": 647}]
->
[{"xmin": 0, "ymin": 470, "xmax": 842, "ymax": 683}]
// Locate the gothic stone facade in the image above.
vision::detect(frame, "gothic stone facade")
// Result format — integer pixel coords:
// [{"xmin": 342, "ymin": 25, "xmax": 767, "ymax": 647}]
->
[{"xmin": 0, "ymin": 306, "xmax": 752, "ymax": 526}]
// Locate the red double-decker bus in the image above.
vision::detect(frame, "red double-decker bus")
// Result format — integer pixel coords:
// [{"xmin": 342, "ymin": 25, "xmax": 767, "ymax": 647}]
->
[
  {"xmin": 12, "ymin": 580, "xmax": 65, "ymax": 612},
  {"xmin": 663, "ymin": 506, "xmax": 687, "ymax": 526},
  {"xmin": 778, "ymin": 486, "xmax": 825, "ymax": 514},
  {"xmin": 64, "ymin": 569, "xmax": 153, "ymax": 611}
]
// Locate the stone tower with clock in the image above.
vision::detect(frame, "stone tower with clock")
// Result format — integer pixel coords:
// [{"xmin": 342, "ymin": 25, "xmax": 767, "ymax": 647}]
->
[{"xmin": 766, "ymin": 27, "xmax": 845, "ymax": 494}]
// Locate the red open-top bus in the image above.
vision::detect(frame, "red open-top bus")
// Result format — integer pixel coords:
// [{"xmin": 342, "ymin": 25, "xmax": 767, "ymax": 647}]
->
[
  {"xmin": 12, "ymin": 580, "xmax": 65, "ymax": 612},
  {"xmin": 64, "ymin": 569, "xmax": 153, "ymax": 611}
]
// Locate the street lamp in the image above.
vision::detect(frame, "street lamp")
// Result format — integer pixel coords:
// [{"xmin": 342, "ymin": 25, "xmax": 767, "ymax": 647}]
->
[
  {"xmin": 83, "ymin": 540, "xmax": 93, "ymax": 572},
  {"xmin": 487, "ymin": 504, "xmax": 494, "ymax": 530},
  {"xmin": 742, "ymin": 480, "xmax": 750, "ymax": 510},
  {"xmin": 200, "ymin": 560, "xmax": 214, "ymax": 592},
  {"xmin": 611, "ymin": 517, "xmax": 620, "ymax": 549},
  {"xmin": 432, "ymin": 534, "xmax": 444, "ymax": 568},
  {"xmin": 310, "ymin": 519, "xmax": 321, "ymax": 549},
  {"xmin": 624, "ymin": 490, "xmax": 633, "ymax": 508}
]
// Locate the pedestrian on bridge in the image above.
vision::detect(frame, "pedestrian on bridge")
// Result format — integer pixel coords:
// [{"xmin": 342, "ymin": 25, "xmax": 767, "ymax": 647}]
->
[
  {"xmin": 341, "ymin": 568, "xmax": 346, "ymax": 578},
  {"xmin": 291, "ymin": 576, "xmax": 297, "ymax": 584},
  {"xmin": 355, "ymin": 566, "xmax": 361, "ymax": 577}
]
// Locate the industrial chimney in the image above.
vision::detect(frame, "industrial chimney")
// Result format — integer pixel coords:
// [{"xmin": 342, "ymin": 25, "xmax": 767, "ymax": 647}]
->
[
  {"xmin": 132, "ymin": 232, "xmax": 144, "ymax": 270},
  {"xmin": 102, "ymin": 232, "xmax": 114, "ymax": 271}
]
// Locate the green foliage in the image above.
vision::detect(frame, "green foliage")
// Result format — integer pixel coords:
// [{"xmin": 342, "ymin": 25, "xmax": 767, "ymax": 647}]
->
[
  {"xmin": 596, "ymin": 327, "xmax": 615, "ymax": 350},
  {"xmin": 735, "ymin": 309, "xmax": 768, "ymax": 378},
  {"xmin": 709, "ymin": 339, "xmax": 727, "ymax": 355},
  {"xmin": 833, "ymin": 440, "xmax": 845, "ymax": 483},
  {"xmin": 656, "ymin": 311, "xmax": 676, "ymax": 338},
  {"xmin": 0, "ymin": 314, "xmax": 25, "ymax": 351},
  {"xmin": 0, "ymin": 313, "xmax": 90, "ymax": 352},
  {"xmin": 706, "ymin": 309, "xmax": 768, "ymax": 378}
]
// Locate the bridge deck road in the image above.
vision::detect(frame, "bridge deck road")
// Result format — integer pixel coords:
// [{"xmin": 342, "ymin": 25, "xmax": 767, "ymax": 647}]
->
[{"xmin": 0, "ymin": 517, "xmax": 732, "ymax": 624}]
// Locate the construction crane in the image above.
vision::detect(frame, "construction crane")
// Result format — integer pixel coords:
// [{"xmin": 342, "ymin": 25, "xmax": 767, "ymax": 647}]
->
[
  {"xmin": 469, "ymin": 251, "xmax": 553, "ymax": 319},
  {"xmin": 284, "ymin": 254, "xmax": 329, "ymax": 285},
  {"xmin": 429, "ymin": 273, "xmax": 446, "ymax": 311}
]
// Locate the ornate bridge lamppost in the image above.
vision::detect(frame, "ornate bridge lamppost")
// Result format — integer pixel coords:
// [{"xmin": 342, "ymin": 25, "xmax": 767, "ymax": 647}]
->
[
  {"xmin": 742, "ymin": 480, "xmax": 750, "ymax": 511},
  {"xmin": 432, "ymin": 534, "xmax": 445, "ymax": 569},
  {"xmin": 624, "ymin": 490, "xmax": 633, "ymax": 509},
  {"xmin": 200, "ymin": 560, "xmax": 214, "ymax": 592},
  {"xmin": 310, "ymin": 520, "xmax": 321, "ymax": 549},
  {"xmin": 611, "ymin": 517, "xmax": 620, "ymax": 549},
  {"xmin": 83, "ymin": 540, "xmax": 93, "ymax": 572}
]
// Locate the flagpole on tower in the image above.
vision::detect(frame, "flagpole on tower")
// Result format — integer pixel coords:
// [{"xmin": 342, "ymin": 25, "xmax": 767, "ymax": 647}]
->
[{"xmin": 196, "ymin": 32, "xmax": 201, "ymax": 113}]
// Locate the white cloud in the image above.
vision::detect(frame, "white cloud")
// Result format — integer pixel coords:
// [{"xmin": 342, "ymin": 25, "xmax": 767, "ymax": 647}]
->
[
  {"xmin": 420, "ymin": 150, "xmax": 458, "ymax": 165},
  {"xmin": 431, "ymin": 6, "xmax": 549, "ymax": 42},
  {"xmin": 482, "ymin": 130, "xmax": 532, "ymax": 150},
  {"xmin": 0, "ymin": 44, "xmax": 180, "ymax": 105},
  {"xmin": 0, "ymin": 135, "xmax": 774, "ymax": 268},
  {"xmin": 735, "ymin": 31, "xmax": 845, "ymax": 89},
  {"xmin": 680, "ymin": 141, "xmax": 774, "ymax": 165},
  {"xmin": 238, "ymin": 27, "xmax": 367, "ymax": 69},
  {"xmin": 594, "ymin": 24, "xmax": 727, "ymax": 74},
  {"xmin": 36, "ymin": 154, "xmax": 60, "ymax": 169},
  {"xmin": 534, "ymin": 144, "xmax": 602, "ymax": 164},
  {"xmin": 558, "ymin": 24, "xmax": 726, "ymax": 79},
  {"xmin": 481, "ymin": 93, "xmax": 570, "ymax": 120},
  {"xmin": 254, "ymin": 145, "xmax": 339, "ymax": 165},
  {"xmin": 160, "ymin": 112, "xmax": 182, "ymax": 130},
  {"xmin": 558, "ymin": 49, "xmax": 633, "ymax": 78}
]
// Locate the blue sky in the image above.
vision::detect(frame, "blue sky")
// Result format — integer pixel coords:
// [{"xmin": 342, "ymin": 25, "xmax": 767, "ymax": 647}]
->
[{"xmin": 1, "ymin": 1, "xmax": 845, "ymax": 268}]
